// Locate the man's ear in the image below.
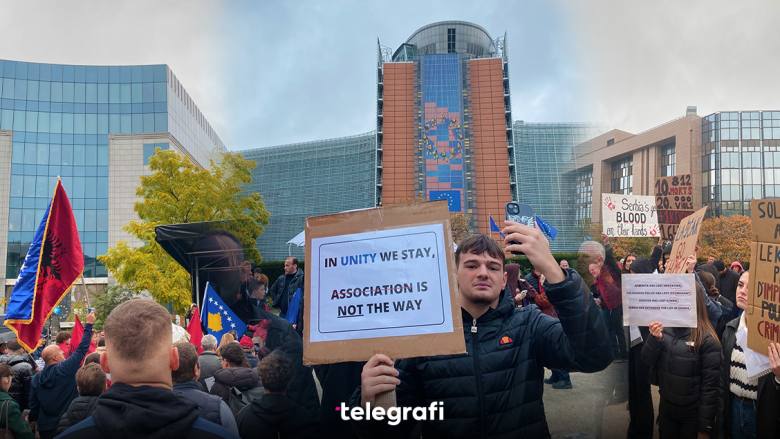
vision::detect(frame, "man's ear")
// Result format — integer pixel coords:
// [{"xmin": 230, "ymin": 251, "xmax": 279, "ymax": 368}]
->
[
  {"xmin": 502, "ymin": 270, "xmax": 508, "ymax": 288},
  {"xmin": 194, "ymin": 363, "xmax": 200, "ymax": 381},
  {"xmin": 99, "ymin": 352, "xmax": 110, "ymax": 374},
  {"xmin": 597, "ymin": 256, "xmax": 604, "ymax": 266},
  {"xmin": 170, "ymin": 346, "xmax": 180, "ymax": 372}
]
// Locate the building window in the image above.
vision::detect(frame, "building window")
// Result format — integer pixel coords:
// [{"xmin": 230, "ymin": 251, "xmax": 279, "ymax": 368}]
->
[
  {"xmin": 660, "ymin": 143, "xmax": 675, "ymax": 176},
  {"xmin": 611, "ymin": 157, "xmax": 633, "ymax": 195},
  {"xmin": 607, "ymin": 138, "xmax": 614, "ymax": 146},
  {"xmin": 575, "ymin": 170, "xmax": 593, "ymax": 221},
  {"xmin": 447, "ymin": 28, "xmax": 456, "ymax": 53},
  {"xmin": 143, "ymin": 142, "xmax": 169, "ymax": 165}
]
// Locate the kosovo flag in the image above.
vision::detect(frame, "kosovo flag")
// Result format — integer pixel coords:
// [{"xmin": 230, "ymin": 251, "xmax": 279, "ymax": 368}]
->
[
  {"xmin": 5, "ymin": 178, "xmax": 83, "ymax": 352},
  {"xmin": 200, "ymin": 283, "xmax": 247, "ymax": 343}
]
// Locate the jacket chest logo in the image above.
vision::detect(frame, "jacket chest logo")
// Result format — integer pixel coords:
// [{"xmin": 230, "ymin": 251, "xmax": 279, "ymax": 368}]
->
[{"xmin": 499, "ymin": 336, "xmax": 514, "ymax": 345}]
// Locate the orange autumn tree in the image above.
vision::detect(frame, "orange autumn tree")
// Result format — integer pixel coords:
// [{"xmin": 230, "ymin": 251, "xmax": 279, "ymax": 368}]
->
[{"xmin": 698, "ymin": 215, "xmax": 752, "ymax": 267}]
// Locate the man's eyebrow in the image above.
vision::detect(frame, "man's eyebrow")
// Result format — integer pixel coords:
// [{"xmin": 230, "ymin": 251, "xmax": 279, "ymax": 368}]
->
[{"xmin": 462, "ymin": 258, "xmax": 502, "ymax": 267}]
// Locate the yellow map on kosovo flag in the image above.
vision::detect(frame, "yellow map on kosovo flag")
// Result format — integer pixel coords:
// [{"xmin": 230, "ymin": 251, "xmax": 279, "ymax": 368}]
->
[{"xmin": 208, "ymin": 313, "xmax": 222, "ymax": 333}]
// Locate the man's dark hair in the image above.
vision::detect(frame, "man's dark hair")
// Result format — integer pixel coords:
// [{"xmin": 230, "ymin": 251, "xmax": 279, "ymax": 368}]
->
[
  {"xmin": 256, "ymin": 353, "xmax": 294, "ymax": 393},
  {"xmin": 252, "ymin": 267, "xmax": 262, "ymax": 275},
  {"xmin": 76, "ymin": 363, "xmax": 107, "ymax": 397},
  {"xmin": 84, "ymin": 352, "xmax": 101, "ymax": 366},
  {"xmin": 97, "ymin": 337, "xmax": 105, "ymax": 347},
  {"xmin": 455, "ymin": 235, "xmax": 505, "ymax": 267},
  {"xmin": 220, "ymin": 342, "xmax": 249, "ymax": 368},
  {"xmin": 287, "ymin": 257, "xmax": 299, "ymax": 268},
  {"xmin": 56, "ymin": 331, "xmax": 72, "ymax": 344},
  {"xmin": 248, "ymin": 281, "xmax": 263, "ymax": 293},
  {"xmin": 172, "ymin": 342, "xmax": 198, "ymax": 383},
  {"xmin": 6, "ymin": 339, "xmax": 21, "ymax": 353}
]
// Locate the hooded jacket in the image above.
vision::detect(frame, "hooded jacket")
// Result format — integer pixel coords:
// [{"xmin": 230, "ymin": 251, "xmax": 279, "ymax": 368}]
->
[
  {"xmin": 209, "ymin": 367, "xmax": 262, "ymax": 405},
  {"xmin": 236, "ymin": 393, "xmax": 319, "ymax": 439},
  {"xmin": 0, "ymin": 353, "xmax": 36, "ymax": 410},
  {"xmin": 56, "ymin": 395, "xmax": 99, "ymax": 434},
  {"xmin": 349, "ymin": 269, "xmax": 613, "ymax": 439},
  {"xmin": 55, "ymin": 383, "xmax": 239, "ymax": 439},
  {"xmin": 28, "ymin": 323, "xmax": 92, "ymax": 432}
]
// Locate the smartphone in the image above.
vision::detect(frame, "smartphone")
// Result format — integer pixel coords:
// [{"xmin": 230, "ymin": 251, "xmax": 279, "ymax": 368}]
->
[
  {"xmin": 505, "ymin": 202, "xmax": 535, "ymax": 255},
  {"xmin": 87, "ymin": 308, "xmax": 93, "ymax": 314}
]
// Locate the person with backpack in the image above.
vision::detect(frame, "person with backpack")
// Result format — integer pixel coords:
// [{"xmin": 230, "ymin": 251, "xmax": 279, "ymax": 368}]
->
[
  {"xmin": 236, "ymin": 353, "xmax": 319, "ymax": 439},
  {"xmin": 0, "ymin": 363, "xmax": 33, "ymax": 439},
  {"xmin": 210, "ymin": 342, "xmax": 264, "ymax": 416}
]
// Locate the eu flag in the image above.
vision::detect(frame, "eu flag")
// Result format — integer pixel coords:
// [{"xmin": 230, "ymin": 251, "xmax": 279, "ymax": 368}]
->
[
  {"xmin": 201, "ymin": 283, "xmax": 247, "ymax": 343},
  {"xmin": 430, "ymin": 190, "xmax": 461, "ymax": 212},
  {"xmin": 489, "ymin": 215, "xmax": 506, "ymax": 239},
  {"xmin": 535, "ymin": 216, "xmax": 558, "ymax": 240},
  {"xmin": 5, "ymin": 178, "xmax": 83, "ymax": 352}
]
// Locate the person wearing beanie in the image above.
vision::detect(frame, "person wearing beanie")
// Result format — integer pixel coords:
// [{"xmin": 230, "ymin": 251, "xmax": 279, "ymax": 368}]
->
[
  {"xmin": 714, "ymin": 260, "xmax": 740, "ymax": 305},
  {"xmin": 239, "ymin": 337, "xmax": 259, "ymax": 369}
]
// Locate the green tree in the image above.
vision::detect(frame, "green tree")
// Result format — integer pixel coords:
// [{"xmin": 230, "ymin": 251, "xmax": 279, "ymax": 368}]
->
[
  {"xmin": 93, "ymin": 285, "xmax": 140, "ymax": 330},
  {"xmin": 98, "ymin": 149, "xmax": 269, "ymax": 314}
]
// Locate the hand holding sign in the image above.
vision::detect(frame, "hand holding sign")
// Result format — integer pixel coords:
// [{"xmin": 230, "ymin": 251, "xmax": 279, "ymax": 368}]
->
[
  {"xmin": 649, "ymin": 321, "xmax": 664, "ymax": 340},
  {"xmin": 360, "ymin": 354, "xmax": 400, "ymax": 410},
  {"xmin": 503, "ymin": 221, "xmax": 564, "ymax": 284}
]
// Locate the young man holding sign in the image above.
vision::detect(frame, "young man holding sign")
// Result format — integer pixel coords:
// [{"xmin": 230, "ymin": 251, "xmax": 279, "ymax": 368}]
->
[{"xmin": 350, "ymin": 221, "xmax": 613, "ymax": 438}]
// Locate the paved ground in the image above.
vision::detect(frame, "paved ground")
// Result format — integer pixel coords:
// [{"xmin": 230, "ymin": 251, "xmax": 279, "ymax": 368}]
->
[{"xmin": 543, "ymin": 361, "xmax": 660, "ymax": 439}]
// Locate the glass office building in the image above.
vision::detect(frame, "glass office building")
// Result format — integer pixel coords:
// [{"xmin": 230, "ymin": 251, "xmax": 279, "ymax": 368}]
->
[
  {"xmin": 513, "ymin": 121, "xmax": 607, "ymax": 252},
  {"xmin": 0, "ymin": 59, "xmax": 226, "ymax": 287},
  {"xmin": 242, "ymin": 132, "xmax": 377, "ymax": 262}
]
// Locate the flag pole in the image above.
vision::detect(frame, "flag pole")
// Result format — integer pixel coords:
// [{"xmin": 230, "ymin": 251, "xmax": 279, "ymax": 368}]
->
[{"xmin": 81, "ymin": 276, "xmax": 91, "ymax": 309}]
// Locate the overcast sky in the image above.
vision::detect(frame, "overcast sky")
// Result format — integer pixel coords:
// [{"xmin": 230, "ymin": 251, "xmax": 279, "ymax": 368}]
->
[{"xmin": 1, "ymin": 0, "xmax": 778, "ymax": 150}]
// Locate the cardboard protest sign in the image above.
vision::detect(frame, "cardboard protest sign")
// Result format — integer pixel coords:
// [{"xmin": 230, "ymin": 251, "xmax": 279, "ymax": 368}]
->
[
  {"xmin": 303, "ymin": 200, "xmax": 466, "ymax": 365},
  {"xmin": 602, "ymin": 194, "xmax": 659, "ymax": 238},
  {"xmin": 622, "ymin": 273, "xmax": 697, "ymax": 328},
  {"xmin": 654, "ymin": 174, "xmax": 695, "ymax": 241},
  {"xmin": 747, "ymin": 200, "xmax": 780, "ymax": 353},
  {"xmin": 664, "ymin": 206, "xmax": 708, "ymax": 274}
]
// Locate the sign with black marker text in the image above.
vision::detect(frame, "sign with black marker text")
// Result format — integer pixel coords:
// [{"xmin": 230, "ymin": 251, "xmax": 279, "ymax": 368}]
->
[{"xmin": 602, "ymin": 194, "xmax": 659, "ymax": 238}]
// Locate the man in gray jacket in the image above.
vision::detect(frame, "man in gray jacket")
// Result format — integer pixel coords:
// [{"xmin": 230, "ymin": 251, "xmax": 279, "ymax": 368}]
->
[{"xmin": 198, "ymin": 335, "xmax": 222, "ymax": 390}]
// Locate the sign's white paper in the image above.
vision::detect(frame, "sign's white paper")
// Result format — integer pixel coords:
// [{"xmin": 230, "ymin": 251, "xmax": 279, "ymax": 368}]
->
[
  {"xmin": 308, "ymin": 224, "xmax": 454, "ymax": 343},
  {"xmin": 622, "ymin": 273, "xmax": 697, "ymax": 328},
  {"xmin": 602, "ymin": 194, "xmax": 659, "ymax": 238}
]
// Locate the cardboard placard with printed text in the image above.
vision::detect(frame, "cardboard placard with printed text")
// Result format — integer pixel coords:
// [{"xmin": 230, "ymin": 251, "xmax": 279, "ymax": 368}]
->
[
  {"xmin": 747, "ymin": 200, "xmax": 780, "ymax": 353},
  {"xmin": 654, "ymin": 174, "xmax": 695, "ymax": 241},
  {"xmin": 664, "ymin": 206, "xmax": 708, "ymax": 274},
  {"xmin": 303, "ymin": 200, "xmax": 466, "ymax": 365},
  {"xmin": 601, "ymin": 194, "xmax": 660, "ymax": 238}
]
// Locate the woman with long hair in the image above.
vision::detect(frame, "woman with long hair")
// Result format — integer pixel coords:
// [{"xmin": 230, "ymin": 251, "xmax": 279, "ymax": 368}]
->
[
  {"xmin": 217, "ymin": 333, "xmax": 235, "ymax": 357},
  {"xmin": 504, "ymin": 263, "xmax": 526, "ymax": 307},
  {"xmin": 717, "ymin": 271, "xmax": 780, "ymax": 439},
  {"xmin": 642, "ymin": 281, "xmax": 722, "ymax": 438}
]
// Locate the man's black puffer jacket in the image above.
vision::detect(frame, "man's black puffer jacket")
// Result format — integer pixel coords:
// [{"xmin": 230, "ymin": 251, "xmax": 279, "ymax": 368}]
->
[
  {"xmin": 350, "ymin": 269, "xmax": 613, "ymax": 439},
  {"xmin": 641, "ymin": 327, "xmax": 722, "ymax": 435}
]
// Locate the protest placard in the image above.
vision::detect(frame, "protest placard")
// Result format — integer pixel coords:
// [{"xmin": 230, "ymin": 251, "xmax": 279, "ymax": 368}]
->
[
  {"xmin": 622, "ymin": 273, "xmax": 697, "ymax": 328},
  {"xmin": 303, "ymin": 200, "xmax": 466, "ymax": 365},
  {"xmin": 654, "ymin": 174, "xmax": 695, "ymax": 241},
  {"xmin": 602, "ymin": 194, "xmax": 659, "ymax": 238},
  {"xmin": 747, "ymin": 200, "xmax": 780, "ymax": 353},
  {"xmin": 664, "ymin": 206, "xmax": 708, "ymax": 274}
]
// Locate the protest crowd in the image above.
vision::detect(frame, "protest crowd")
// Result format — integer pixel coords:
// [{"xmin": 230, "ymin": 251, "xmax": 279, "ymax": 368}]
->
[{"xmin": 3, "ymin": 209, "xmax": 780, "ymax": 439}]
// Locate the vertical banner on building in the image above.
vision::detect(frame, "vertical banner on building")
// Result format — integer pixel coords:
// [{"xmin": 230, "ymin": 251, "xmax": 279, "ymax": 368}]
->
[
  {"xmin": 601, "ymin": 194, "xmax": 659, "ymax": 238},
  {"xmin": 747, "ymin": 200, "xmax": 780, "ymax": 352},
  {"xmin": 654, "ymin": 174, "xmax": 695, "ymax": 241},
  {"xmin": 664, "ymin": 206, "xmax": 708, "ymax": 274}
]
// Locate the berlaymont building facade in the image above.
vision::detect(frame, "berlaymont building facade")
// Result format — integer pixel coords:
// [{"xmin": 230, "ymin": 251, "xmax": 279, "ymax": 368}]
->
[{"xmin": 0, "ymin": 59, "xmax": 227, "ymax": 295}]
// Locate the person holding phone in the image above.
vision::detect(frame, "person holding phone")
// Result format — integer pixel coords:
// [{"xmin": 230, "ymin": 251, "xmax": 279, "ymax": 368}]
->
[
  {"xmin": 642, "ymin": 282, "xmax": 721, "ymax": 439},
  {"xmin": 349, "ymin": 222, "xmax": 613, "ymax": 438}
]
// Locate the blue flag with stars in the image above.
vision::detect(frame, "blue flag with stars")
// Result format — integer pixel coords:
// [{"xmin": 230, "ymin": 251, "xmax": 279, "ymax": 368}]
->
[
  {"xmin": 535, "ymin": 216, "xmax": 558, "ymax": 240},
  {"xmin": 489, "ymin": 215, "xmax": 506, "ymax": 239},
  {"xmin": 200, "ymin": 283, "xmax": 247, "ymax": 343},
  {"xmin": 430, "ymin": 190, "xmax": 461, "ymax": 212}
]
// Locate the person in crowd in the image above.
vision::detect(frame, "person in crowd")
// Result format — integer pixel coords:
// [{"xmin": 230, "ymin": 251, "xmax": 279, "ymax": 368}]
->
[
  {"xmin": 218, "ymin": 334, "xmax": 236, "ymax": 357},
  {"xmin": 82, "ymin": 353, "xmax": 112, "ymax": 387},
  {"xmin": 56, "ymin": 299, "xmax": 238, "ymax": 438},
  {"xmin": 56, "ymin": 331, "xmax": 72, "ymax": 359},
  {"xmin": 503, "ymin": 263, "xmax": 525, "ymax": 307},
  {"xmin": 172, "ymin": 342, "xmax": 239, "ymax": 436},
  {"xmin": 698, "ymin": 270, "xmax": 732, "ymax": 339},
  {"xmin": 717, "ymin": 271, "xmax": 780, "ymax": 438},
  {"xmin": 239, "ymin": 337, "xmax": 259, "ymax": 369},
  {"xmin": 708, "ymin": 256, "xmax": 716, "ymax": 264},
  {"xmin": 559, "ymin": 259, "xmax": 570, "ymax": 269},
  {"xmin": 730, "ymin": 261, "xmax": 744, "ymax": 274},
  {"xmin": 210, "ymin": 342, "xmax": 263, "ymax": 406},
  {"xmin": 314, "ymin": 360, "xmax": 364, "ymax": 439},
  {"xmin": 253, "ymin": 267, "xmax": 263, "ymax": 282},
  {"xmin": 351, "ymin": 228, "xmax": 613, "ymax": 438},
  {"xmin": 56, "ymin": 363, "xmax": 107, "ymax": 434},
  {"xmin": 248, "ymin": 279, "xmax": 270, "ymax": 313},
  {"xmin": 248, "ymin": 320, "xmax": 271, "ymax": 347},
  {"xmin": 650, "ymin": 236, "xmax": 672, "ymax": 274},
  {"xmin": 697, "ymin": 263, "xmax": 722, "ymax": 294},
  {"xmin": 642, "ymin": 281, "xmax": 722, "ymax": 438},
  {"xmin": 715, "ymin": 260, "xmax": 740, "ymax": 305},
  {"xmin": 199, "ymin": 334, "xmax": 223, "ymax": 390},
  {"xmin": 28, "ymin": 311, "xmax": 94, "ymax": 439},
  {"xmin": 0, "ymin": 339, "xmax": 36, "ymax": 411},
  {"xmin": 622, "ymin": 252, "xmax": 638, "ymax": 274},
  {"xmin": 270, "ymin": 257, "xmax": 305, "ymax": 335},
  {"xmin": 236, "ymin": 353, "xmax": 319, "ymax": 439},
  {"xmin": 582, "ymin": 234, "xmax": 628, "ymax": 362},
  {"xmin": 625, "ymin": 257, "xmax": 654, "ymax": 439},
  {"xmin": 0, "ymin": 363, "xmax": 33, "ymax": 439}
]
